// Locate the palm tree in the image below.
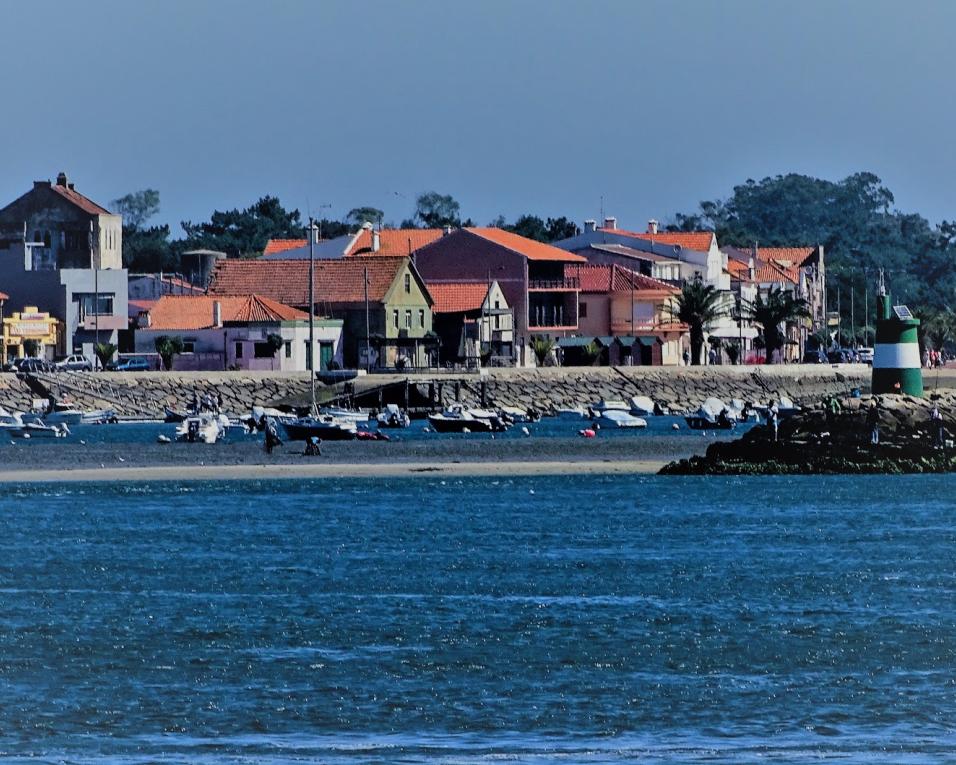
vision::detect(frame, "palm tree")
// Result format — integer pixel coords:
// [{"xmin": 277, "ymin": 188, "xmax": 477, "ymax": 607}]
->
[
  {"xmin": 666, "ymin": 279, "xmax": 725, "ymax": 365},
  {"xmin": 530, "ymin": 336, "xmax": 555, "ymax": 366},
  {"xmin": 747, "ymin": 286, "xmax": 810, "ymax": 364},
  {"xmin": 923, "ymin": 308, "xmax": 955, "ymax": 354},
  {"xmin": 94, "ymin": 342, "xmax": 117, "ymax": 372}
]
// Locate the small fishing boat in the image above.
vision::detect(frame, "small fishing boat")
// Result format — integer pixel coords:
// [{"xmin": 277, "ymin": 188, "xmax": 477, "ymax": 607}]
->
[
  {"xmin": 281, "ymin": 414, "xmax": 358, "ymax": 441},
  {"xmin": 685, "ymin": 397, "xmax": 737, "ymax": 430},
  {"xmin": 628, "ymin": 395, "xmax": 657, "ymax": 417},
  {"xmin": 24, "ymin": 401, "xmax": 116, "ymax": 426},
  {"xmin": 175, "ymin": 413, "xmax": 229, "ymax": 444},
  {"xmin": 594, "ymin": 409, "xmax": 648, "ymax": 429},
  {"xmin": 0, "ymin": 408, "xmax": 69, "ymax": 438},
  {"xmin": 376, "ymin": 404, "xmax": 411, "ymax": 428},
  {"xmin": 427, "ymin": 406, "xmax": 506, "ymax": 433}
]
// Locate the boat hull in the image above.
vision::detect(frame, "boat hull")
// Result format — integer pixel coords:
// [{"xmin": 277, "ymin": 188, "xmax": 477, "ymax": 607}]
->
[
  {"xmin": 427, "ymin": 415, "xmax": 494, "ymax": 433},
  {"xmin": 282, "ymin": 420, "xmax": 357, "ymax": 441}
]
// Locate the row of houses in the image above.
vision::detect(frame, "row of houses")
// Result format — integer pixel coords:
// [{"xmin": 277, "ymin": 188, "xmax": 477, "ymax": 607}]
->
[{"xmin": 0, "ymin": 172, "xmax": 826, "ymax": 371}]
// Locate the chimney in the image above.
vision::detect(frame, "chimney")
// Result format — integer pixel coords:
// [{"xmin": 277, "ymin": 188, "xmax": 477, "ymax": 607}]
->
[
  {"xmin": 213, "ymin": 300, "xmax": 222, "ymax": 328},
  {"xmin": 372, "ymin": 229, "xmax": 380, "ymax": 252},
  {"xmin": 56, "ymin": 172, "xmax": 69, "ymax": 188},
  {"xmin": 604, "ymin": 216, "xmax": 617, "ymax": 230},
  {"xmin": 583, "ymin": 219, "xmax": 596, "ymax": 233},
  {"xmin": 647, "ymin": 219, "xmax": 659, "ymax": 234}
]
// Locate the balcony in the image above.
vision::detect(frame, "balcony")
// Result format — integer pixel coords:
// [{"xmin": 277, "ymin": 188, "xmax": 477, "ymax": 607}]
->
[{"xmin": 528, "ymin": 277, "xmax": 580, "ymax": 291}]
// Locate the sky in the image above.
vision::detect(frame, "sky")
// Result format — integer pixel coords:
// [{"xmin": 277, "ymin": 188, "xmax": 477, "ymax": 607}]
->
[{"xmin": 3, "ymin": 0, "xmax": 956, "ymax": 236}]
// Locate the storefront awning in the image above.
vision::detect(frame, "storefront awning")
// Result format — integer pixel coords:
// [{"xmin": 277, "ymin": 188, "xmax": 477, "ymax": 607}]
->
[
  {"xmin": 557, "ymin": 336, "xmax": 596, "ymax": 348},
  {"xmin": 614, "ymin": 335, "xmax": 659, "ymax": 347}
]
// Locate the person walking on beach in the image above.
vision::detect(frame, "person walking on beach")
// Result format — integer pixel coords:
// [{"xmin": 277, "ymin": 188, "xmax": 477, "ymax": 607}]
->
[
  {"xmin": 867, "ymin": 401, "xmax": 880, "ymax": 445},
  {"xmin": 931, "ymin": 404, "xmax": 945, "ymax": 448},
  {"xmin": 264, "ymin": 417, "xmax": 282, "ymax": 454}
]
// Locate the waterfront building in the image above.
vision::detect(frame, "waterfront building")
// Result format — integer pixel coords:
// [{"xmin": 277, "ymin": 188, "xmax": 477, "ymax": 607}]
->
[
  {"xmin": 0, "ymin": 172, "xmax": 128, "ymax": 360},
  {"xmin": 2, "ymin": 306, "xmax": 58, "ymax": 363},
  {"xmin": 413, "ymin": 228, "xmax": 587, "ymax": 367},
  {"xmin": 561, "ymin": 264, "xmax": 684, "ymax": 366},
  {"xmin": 428, "ymin": 281, "xmax": 514, "ymax": 367},
  {"xmin": 133, "ymin": 294, "xmax": 342, "ymax": 372},
  {"xmin": 208, "ymin": 256, "xmax": 434, "ymax": 369}
]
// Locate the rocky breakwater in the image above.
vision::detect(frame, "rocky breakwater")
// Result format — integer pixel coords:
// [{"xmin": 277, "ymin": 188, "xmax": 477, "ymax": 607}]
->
[
  {"xmin": 446, "ymin": 365, "xmax": 870, "ymax": 413},
  {"xmin": 0, "ymin": 374, "xmax": 42, "ymax": 413},
  {"xmin": 19, "ymin": 371, "xmax": 314, "ymax": 418},
  {"xmin": 661, "ymin": 391, "xmax": 956, "ymax": 475}
]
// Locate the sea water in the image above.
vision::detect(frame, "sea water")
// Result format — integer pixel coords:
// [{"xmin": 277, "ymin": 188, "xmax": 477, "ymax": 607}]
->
[{"xmin": 1, "ymin": 475, "xmax": 955, "ymax": 763}]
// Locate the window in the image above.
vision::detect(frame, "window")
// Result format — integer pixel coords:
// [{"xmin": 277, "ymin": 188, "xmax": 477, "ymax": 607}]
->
[
  {"xmin": 494, "ymin": 314, "xmax": 500, "ymax": 330},
  {"xmin": 284, "ymin": 341, "xmax": 292, "ymax": 359},
  {"xmin": 494, "ymin": 300, "xmax": 500, "ymax": 309},
  {"xmin": 404, "ymin": 273, "xmax": 411, "ymax": 293},
  {"xmin": 76, "ymin": 294, "xmax": 114, "ymax": 316},
  {"xmin": 235, "ymin": 342, "xmax": 243, "ymax": 359},
  {"xmin": 404, "ymin": 310, "xmax": 412, "ymax": 329},
  {"xmin": 418, "ymin": 309, "xmax": 425, "ymax": 328},
  {"xmin": 182, "ymin": 340, "xmax": 195, "ymax": 353},
  {"xmin": 254, "ymin": 342, "xmax": 274, "ymax": 358},
  {"xmin": 393, "ymin": 309, "xmax": 399, "ymax": 329},
  {"xmin": 579, "ymin": 302, "xmax": 588, "ymax": 318}
]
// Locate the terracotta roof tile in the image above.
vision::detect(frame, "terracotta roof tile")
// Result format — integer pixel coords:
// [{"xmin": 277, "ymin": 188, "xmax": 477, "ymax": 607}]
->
[
  {"xmin": 347, "ymin": 228, "xmax": 445, "ymax": 257},
  {"xmin": 467, "ymin": 228, "xmax": 587, "ymax": 262},
  {"xmin": 147, "ymin": 294, "xmax": 307, "ymax": 331},
  {"xmin": 755, "ymin": 247, "xmax": 815, "ymax": 266},
  {"xmin": 599, "ymin": 228, "xmax": 715, "ymax": 253},
  {"xmin": 50, "ymin": 184, "xmax": 112, "ymax": 215},
  {"xmin": 753, "ymin": 260, "xmax": 797, "ymax": 285},
  {"xmin": 576, "ymin": 264, "xmax": 678, "ymax": 294},
  {"xmin": 208, "ymin": 256, "xmax": 414, "ymax": 306},
  {"xmin": 429, "ymin": 282, "xmax": 490, "ymax": 313},
  {"xmin": 263, "ymin": 238, "xmax": 308, "ymax": 255}
]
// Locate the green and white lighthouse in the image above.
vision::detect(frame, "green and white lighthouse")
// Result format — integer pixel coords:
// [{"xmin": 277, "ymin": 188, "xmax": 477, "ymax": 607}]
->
[{"xmin": 872, "ymin": 271, "xmax": 922, "ymax": 396}]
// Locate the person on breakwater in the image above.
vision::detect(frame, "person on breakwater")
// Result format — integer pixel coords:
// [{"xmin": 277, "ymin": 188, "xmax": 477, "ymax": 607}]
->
[
  {"xmin": 867, "ymin": 401, "xmax": 880, "ymax": 445},
  {"xmin": 932, "ymin": 404, "xmax": 944, "ymax": 447},
  {"xmin": 766, "ymin": 401, "xmax": 779, "ymax": 442}
]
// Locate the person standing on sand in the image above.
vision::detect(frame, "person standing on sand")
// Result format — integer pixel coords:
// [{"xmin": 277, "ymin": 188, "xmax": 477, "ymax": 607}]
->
[{"xmin": 867, "ymin": 401, "xmax": 880, "ymax": 445}]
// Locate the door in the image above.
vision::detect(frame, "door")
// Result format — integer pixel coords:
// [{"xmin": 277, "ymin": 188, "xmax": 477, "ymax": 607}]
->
[{"xmin": 319, "ymin": 342, "xmax": 334, "ymax": 371}]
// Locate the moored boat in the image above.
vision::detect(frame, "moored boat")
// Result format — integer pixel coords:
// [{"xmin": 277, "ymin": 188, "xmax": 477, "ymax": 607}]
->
[
  {"xmin": 281, "ymin": 414, "xmax": 358, "ymax": 441},
  {"xmin": 376, "ymin": 403, "xmax": 411, "ymax": 428},
  {"xmin": 427, "ymin": 406, "xmax": 506, "ymax": 433},
  {"xmin": 175, "ymin": 413, "xmax": 229, "ymax": 444}
]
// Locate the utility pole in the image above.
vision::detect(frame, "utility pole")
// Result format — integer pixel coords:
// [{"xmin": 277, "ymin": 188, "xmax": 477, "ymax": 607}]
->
[
  {"xmin": 364, "ymin": 265, "xmax": 371, "ymax": 373},
  {"xmin": 308, "ymin": 217, "xmax": 316, "ymax": 412},
  {"xmin": 89, "ymin": 221, "xmax": 100, "ymax": 358}
]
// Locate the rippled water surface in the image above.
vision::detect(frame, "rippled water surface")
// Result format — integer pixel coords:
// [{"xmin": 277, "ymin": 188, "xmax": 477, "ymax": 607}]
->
[{"xmin": 2, "ymin": 475, "xmax": 956, "ymax": 763}]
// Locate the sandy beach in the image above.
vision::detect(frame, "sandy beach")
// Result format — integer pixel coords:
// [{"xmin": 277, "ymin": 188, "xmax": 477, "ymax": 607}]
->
[{"xmin": 0, "ymin": 432, "xmax": 719, "ymax": 482}]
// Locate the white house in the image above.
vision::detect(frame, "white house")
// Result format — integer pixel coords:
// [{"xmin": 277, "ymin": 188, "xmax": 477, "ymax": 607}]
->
[{"xmin": 134, "ymin": 294, "xmax": 343, "ymax": 371}]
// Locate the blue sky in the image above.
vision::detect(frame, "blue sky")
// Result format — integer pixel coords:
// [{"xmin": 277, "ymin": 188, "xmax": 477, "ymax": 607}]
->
[{"xmin": 2, "ymin": 0, "xmax": 954, "ymax": 234}]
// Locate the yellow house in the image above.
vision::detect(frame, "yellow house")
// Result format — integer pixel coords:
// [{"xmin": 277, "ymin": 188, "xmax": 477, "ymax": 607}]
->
[{"xmin": 3, "ymin": 306, "xmax": 59, "ymax": 363}]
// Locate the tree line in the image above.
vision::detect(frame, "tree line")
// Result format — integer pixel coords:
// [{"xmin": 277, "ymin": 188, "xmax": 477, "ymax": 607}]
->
[{"xmin": 115, "ymin": 189, "xmax": 580, "ymax": 273}]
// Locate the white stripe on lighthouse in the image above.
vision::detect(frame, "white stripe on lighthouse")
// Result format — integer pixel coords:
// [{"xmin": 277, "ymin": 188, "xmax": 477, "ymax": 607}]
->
[{"xmin": 873, "ymin": 343, "xmax": 920, "ymax": 369}]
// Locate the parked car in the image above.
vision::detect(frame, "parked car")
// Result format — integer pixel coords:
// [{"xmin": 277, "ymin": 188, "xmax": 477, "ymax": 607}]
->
[
  {"xmin": 856, "ymin": 347, "xmax": 874, "ymax": 365},
  {"xmin": 109, "ymin": 357, "xmax": 151, "ymax": 372},
  {"xmin": 802, "ymin": 349, "xmax": 827, "ymax": 364},
  {"xmin": 55, "ymin": 354, "xmax": 94, "ymax": 371},
  {"xmin": 827, "ymin": 349, "xmax": 854, "ymax": 364},
  {"xmin": 17, "ymin": 358, "xmax": 52, "ymax": 373}
]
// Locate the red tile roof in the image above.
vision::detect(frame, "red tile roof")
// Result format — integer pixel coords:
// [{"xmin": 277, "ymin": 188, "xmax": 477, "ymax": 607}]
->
[
  {"xmin": 263, "ymin": 238, "xmax": 309, "ymax": 255},
  {"xmin": 346, "ymin": 228, "xmax": 445, "ymax": 257},
  {"xmin": 429, "ymin": 282, "xmax": 490, "ymax": 314},
  {"xmin": 50, "ymin": 184, "xmax": 112, "ymax": 216},
  {"xmin": 755, "ymin": 247, "xmax": 815, "ymax": 266},
  {"xmin": 753, "ymin": 260, "xmax": 797, "ymax": 285},
  {"xmin": 128, "ymin": 298, "xmax": 156, "ymax": 318},
  {"xmin": 727, "ymin": 259, "xmax": 751, "ymax": 280},
  {"xmin": 146, "ymin": 294, "xmax": 307, "ymax": 330},
  {"xmin": 575, "ymin": 264, "xmax": 678, "ymax": 295},
  {"xmin": 208, "ymin": 256, "xmax": 417, "ymax": 306},
  {"xmin": 468, "ymin": 228, "xmax": 587, "ymax": 262},
  {"xmin": 599, "ymin": 228, "xmax": 715, "ymax": 253}
]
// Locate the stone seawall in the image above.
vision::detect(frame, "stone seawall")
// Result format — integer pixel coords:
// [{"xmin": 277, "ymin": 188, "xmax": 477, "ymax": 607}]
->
[{"xmin": 1, "ymin": 365, "xmax": 877, "ymax": 418}]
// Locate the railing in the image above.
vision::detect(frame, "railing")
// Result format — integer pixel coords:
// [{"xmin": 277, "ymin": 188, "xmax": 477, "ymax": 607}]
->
[{"xmin": 528, "ymin": 277, "xmax": 580, "ymax": 290}]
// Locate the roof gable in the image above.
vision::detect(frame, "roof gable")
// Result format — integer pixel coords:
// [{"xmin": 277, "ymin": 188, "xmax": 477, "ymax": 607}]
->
[
  {"xmin": 346, "ymin": 228, "xmax": 445, "ymax": 257},
  {"xmin": 467, "ymin": 228, "xmax": 587, "ymax": 262},
  {"xmin": 263, "ymin": 238, "xmax": 308, "ymax": 255}
]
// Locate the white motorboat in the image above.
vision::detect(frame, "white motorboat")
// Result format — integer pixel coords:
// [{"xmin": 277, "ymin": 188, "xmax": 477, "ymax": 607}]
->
[
  {"xmin": 628, "ymin": 395, "xmax": 657, "ymax": 417},
  {"xmin": 594, "ymin": 409, "xmax": 647, "ymax": 428},
  {"xmin": 0, "ymin": 407, "xmax": 69, "ymax": 438},
  {"xmin": 175, "ymin": 413, "xmax": 229, "ymax": 444},
  {"xmin": 282, "ymin": 414, "xmax": 358, "ymax": 441},
  {"xmin": 591, "ymin": 399, "xmax": 631, "ymax": 414},
  {"xmin": 320, "ymin": 406, "xmax": 371, "ymax": 425},
  {"xmin": 24, "ymin": 400, "xmax": 116, "ymax": 426},
  {"xmin": 685, "ymin": 397, "xmax": 737, "ymax": 430},
  {"xmin": 376, "ymin": 403, "xmax": 411, "ymax": 428},
  {"xmin": 427, "ymin": 405, "xmax": 507, "ymax": 433}
]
